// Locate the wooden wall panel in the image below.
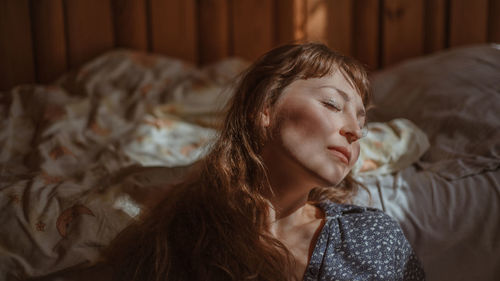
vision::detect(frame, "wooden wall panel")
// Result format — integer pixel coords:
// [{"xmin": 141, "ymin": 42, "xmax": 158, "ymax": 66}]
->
[
  {"xmin": 64, "ymin": 0, "xmax": 115, "ymax": 68},
  {"xmin": 232, "ymin": 0, "xmax": 274, "ymax": 61},
  {"xmin": 0, "ymin": 0, "xmax": 35, "ymax": 90},
  {"xmin": 198, "ymin": 0, "xmax": 229, "ymax": 64},
  {"xmin": 353, "ymin": 0, "xmax": 380, "ymax": 70},
  {"xmin": 488, "ymin": 0, "xmax": 500, "ymax": 42},
  {"xmin": 449, "ymin": 0, "xmax": 489, "ymax": 47},
  {"xmin": 31, "ymin": 0, "xmax": 67, "ymax": 83},
  {"xmin": 382, "ymin": 0, "xmax": 424, "ymax": 67},
  {"xmin": 305, "ymin": 0, "xmax": 354, "ymax": 56},
  {"xmin": 275, "ymin": 0, "xmax": 306, "ymax": 45},
  {"xmin": 112, "ymin": 0, "xmax": 148, "ymax": 51},
  {"xmin": 3, "ymin": 0, "xmax": 500, "ymax": 90},
  {"xmin": 305, "ymin": 0, "xmax": 328, "ymax": 44},
  {"xmin": 325, "ymin": 0, "xmax": 353, "ymax": 56},
  {"xmin": 424, "ymin": 0, "xmax": 446, "ymax": 53},
  {"xmin": 150, "ymin": 0, "xmax": 198, "ymax": 63}
]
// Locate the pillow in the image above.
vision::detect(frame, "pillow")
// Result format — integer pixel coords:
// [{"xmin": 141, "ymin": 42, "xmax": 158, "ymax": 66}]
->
[{"xmin": 368, "ymin": 44, "xmax": 500, "ymax": 179}]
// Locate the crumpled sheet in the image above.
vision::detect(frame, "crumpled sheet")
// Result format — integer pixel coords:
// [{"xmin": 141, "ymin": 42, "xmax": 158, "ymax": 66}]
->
[
  {"xmin": 353, "ymin": 118, "xmax": 430, "ymax": 175},
  {"xmin": 0, "ymin": 50, "xmax": 249, "ymax": 280}
]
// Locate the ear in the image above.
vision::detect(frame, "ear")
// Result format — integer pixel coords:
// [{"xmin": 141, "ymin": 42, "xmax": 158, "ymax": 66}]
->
[{"xmin": 259, "ymin": 108, "xmax": 271, "ymax": 128}]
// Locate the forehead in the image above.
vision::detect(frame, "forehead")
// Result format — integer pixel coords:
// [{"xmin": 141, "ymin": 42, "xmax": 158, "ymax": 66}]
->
[{"xmin": 280, "ymin": 71, "xmax": 363, "ymax": 107}]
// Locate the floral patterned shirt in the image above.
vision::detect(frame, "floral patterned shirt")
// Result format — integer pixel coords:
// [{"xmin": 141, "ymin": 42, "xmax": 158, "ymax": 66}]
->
[{"xmin": 303, "ymin": 201, "xmax": 425, "ymax": 281}]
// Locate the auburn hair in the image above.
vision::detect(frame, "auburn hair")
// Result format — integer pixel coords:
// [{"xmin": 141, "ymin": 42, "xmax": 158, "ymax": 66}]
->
[{"xmin": 104, "ymin": 43, "xmax": 371, "ymax": 281}]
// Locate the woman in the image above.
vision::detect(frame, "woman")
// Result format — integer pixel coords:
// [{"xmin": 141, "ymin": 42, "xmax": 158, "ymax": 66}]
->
[{"xmin": 105, "ymin": 43, "xmax": 425, "ymax": 281}]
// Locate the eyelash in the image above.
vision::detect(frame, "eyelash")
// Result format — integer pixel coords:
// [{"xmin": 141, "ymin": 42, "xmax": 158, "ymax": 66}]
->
[
  {"xmin": 323, "ymin": 100, "xmax": 342, "ymax": 112},
  {"xmin": 323, "ymin": 99, "xmax": 366, "ymax": 132}
]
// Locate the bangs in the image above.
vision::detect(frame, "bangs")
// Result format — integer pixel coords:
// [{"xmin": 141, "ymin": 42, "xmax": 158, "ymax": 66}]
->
[{"xmin": 275, "ymin": 43, "xmax": 371, "ymax": 107}]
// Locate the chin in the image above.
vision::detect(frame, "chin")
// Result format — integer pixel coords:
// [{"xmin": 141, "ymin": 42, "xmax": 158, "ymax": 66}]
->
[
  {"xmin": 312, "ymin": 174, "xmax": 342, "ymax": 188},
  {"xmin": 330, "ymin": 178, "xmax": 346, "ymax": 187},
  {"xmin": 320, "ymin": 167, "xmax": 350, "ymax": 187}
]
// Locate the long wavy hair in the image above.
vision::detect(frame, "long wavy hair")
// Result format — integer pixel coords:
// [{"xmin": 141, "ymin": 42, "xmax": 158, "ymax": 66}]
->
[{"xmin": 105, "ymin": 43, "xmax": 371, "ymax": 281}]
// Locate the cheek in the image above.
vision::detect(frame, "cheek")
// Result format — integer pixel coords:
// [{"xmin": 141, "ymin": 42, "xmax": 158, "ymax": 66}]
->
[
  {"xmin": 276, "ymin": 105, "xmax": 331, "ymax": 137},
  {"xmin": 270, "ymin": 106, "xmax": 329, "ymax": 159},
  {"xmin": 350, "ymin": 143, "xmax": 361, "ymax": 165}
]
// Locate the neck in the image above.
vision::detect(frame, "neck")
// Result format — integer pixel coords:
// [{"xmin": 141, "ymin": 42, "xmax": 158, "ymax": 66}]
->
[
  {"xmin": 262, "ymin": 157, "xmax": 325, "ymax": 230},
  {"xmin": 261, "ymin": 148, "xmax": 328, "ymax": 219},
  {"xmin": 267, "ymin": 180, "xmax": 311, "ymax": 221},
  {"xmin": 265, "ymin": 179, "xmax": 324, "ymax": 238}
]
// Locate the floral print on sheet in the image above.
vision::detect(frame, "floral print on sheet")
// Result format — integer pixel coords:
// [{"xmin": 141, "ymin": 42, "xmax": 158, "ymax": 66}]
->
[{"xmin": 0, "ymin": 50, "xmax": 249, "ymax": 279}]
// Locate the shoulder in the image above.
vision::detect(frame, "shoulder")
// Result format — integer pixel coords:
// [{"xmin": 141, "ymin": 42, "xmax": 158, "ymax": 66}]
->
[
  {"xmin": 318, "ymin": 200, "xmax": 395, "ymax": 224},
  {"xmin": 317, "ymin": 200, "xmax": 408, "ymax": 246},
  {"xmin": 313, "ymin": 201, "xmax": 426, "ymax": 280}
]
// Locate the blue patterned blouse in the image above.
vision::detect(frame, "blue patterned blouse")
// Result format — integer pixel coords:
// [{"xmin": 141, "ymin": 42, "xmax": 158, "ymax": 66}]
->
[{"xmin": 303, "ymin": 201, "xmax": 425, "ymax": 281}]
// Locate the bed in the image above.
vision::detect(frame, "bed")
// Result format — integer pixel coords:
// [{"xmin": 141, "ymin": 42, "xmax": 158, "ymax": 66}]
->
[
  {"xmin": 0, "ymin": 43, "xmax": 499, "ymax": 281},
  {"xmin": 357, "ymin": 44, "xmax": 500, "ymax": 280}
]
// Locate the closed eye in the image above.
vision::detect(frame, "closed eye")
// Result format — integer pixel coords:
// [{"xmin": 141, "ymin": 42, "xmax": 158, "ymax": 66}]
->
[{"xmin": 323, "ymin": 100, "xmax": 342, "ymax": 112}]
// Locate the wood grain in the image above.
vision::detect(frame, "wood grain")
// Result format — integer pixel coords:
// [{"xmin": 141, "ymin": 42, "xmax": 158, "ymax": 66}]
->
[
  {"xmin": 325, "ymin": 0, "xmax": 353, "ymax": 56},
  {"xmin": 3, "ymin": 0, "xmax": 500, "ymax": 90},
  {"xmin": 275, "ymin": 0, "xmax": 307, "ymax": 45},
  {"xmin": 64, "ymin": 0, "xmax": 115, "ymax": 68},
  {"xmin": 150, "ymin": 0, "xmax": 198, "ymax": 63},
  {"xmin": 423, "ymin": 0, "xmax": 446, "ymax": 53},
  {"xmin": 488, "ymin": 0, "xmax": 500, "ymax": 42},
  {"xmin": 198, "ymin": 0, "xmax": 229, "ymax": 64},
  {"xmin": 112, "ymin": 0, "xmax": 148, "ymax": 51},
  {"xmin": 305, "ymin": 0, "xmax": 328, "ymax": 44},
  {"xmin": 0, "ymin": 0, "xmax": 35, "ymax": 90},
  {"xmin": 232, "ymin": 0, "xmax": 274, "ymax": 61},
  {"xmin": 353, "ymin": 0, "xmax": 380, "ymax": 70},
  {"xmin": 31, "ymin": 0, "xmax": 68, "ymax": 83},
  {"xmin": 449, "ymin": 0, "xmax": 489, "ymax": 47},
  {"xmin": 382, "ymin": 0, "xmax": 424, "ymax": 67}
]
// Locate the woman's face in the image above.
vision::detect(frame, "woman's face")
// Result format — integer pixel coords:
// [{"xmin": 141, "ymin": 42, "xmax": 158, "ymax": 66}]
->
[{"xmin": 263, "ymin": 71, "xmax": 366, "ymax": 187}]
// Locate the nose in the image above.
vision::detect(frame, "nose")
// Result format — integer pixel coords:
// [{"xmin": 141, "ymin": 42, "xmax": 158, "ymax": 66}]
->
[{"xmin": 340, "ymin": 122, "xmax": 364, "ymax": 143}]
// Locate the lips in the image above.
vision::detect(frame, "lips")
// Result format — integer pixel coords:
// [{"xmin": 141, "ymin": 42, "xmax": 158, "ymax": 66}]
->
[{"xmin": 327, "ymin": 146, "xmax": 351, "ymax": 164}]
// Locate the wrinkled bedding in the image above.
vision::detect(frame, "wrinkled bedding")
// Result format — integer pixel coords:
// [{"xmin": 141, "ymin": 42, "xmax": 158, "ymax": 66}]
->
[
  {"xmin": 360, "ymin": 167, "xmax": 500, "ymax": 281},
  {"xmin": 362, "ymin": 44, "xmax": 500, "ymax": 281},
  {"xmin": 370, "ymin": 45, "xmax": 500, "ymax": 179},
  {"xmin": 0, "ymin": 52, "xmax": 247, "ymax": 280},
  {"xmin": 354, "ymin": 118, "xmax": 430, "ymax": 175},
  {"xmin": 0, "ymin": 45, "xmax": 499, "ymax": 281}
]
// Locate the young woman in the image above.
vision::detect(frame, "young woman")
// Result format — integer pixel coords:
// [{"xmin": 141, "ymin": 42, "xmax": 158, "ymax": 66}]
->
[{"xmin": 105, "ymin": 43, "xmax": 425, "ymax": 281}]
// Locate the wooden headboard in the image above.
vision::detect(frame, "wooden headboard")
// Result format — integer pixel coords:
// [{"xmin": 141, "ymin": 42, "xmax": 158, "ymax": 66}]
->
[{"xmin": 1, "ymin": 0, "xmax": 499, "ymax": 91}]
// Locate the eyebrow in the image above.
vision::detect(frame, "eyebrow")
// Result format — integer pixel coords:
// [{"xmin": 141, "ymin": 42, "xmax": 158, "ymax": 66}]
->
[{"xmin": 318, "ymin": 86, "xmax": 366, "ymax": 117}]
